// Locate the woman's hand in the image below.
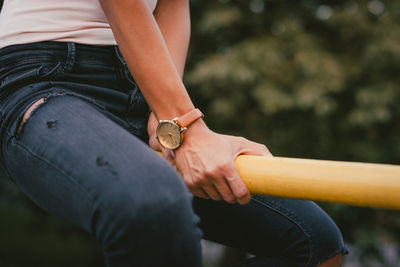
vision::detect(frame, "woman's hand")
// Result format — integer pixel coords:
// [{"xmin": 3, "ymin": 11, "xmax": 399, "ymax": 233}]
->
[
  {"xmin": 175, "ymin": 120, "xmax": 272, "ymax": 205},
  {"xmin": 149, "ymin": 112, "xmax": 272, "ymax": 204}
]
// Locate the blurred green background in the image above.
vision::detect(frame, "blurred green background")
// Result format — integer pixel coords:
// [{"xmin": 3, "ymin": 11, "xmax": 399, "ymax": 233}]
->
[{"xmin": 1, "ymin": 0, "xmax": 400, "ymax": 266}]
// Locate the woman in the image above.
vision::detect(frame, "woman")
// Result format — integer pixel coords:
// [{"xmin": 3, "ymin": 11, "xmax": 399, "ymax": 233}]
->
[{"xmin": 0, "ymin": 0, "xmax": 347, "ymax": 266}]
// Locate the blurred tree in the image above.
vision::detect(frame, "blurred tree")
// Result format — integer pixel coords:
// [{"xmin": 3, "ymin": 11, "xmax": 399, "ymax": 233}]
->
[{"xmin": 186, "ymin": 0, "xmax": 400, "ymax": 265}]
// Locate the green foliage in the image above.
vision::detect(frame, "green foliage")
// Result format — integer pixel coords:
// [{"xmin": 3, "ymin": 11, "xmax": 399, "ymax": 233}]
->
[
  {"xmin": 186, "ymin": 0, "xmax": 400, "ymax": 264},
  {"xmin": 188, "ymin": 0, "xmax": 400, "ymax": 162}
]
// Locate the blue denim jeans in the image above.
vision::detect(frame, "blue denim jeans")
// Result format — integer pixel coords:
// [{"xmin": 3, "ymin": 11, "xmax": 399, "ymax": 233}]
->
[{"xmin": 0, "ymin": 42, "xmax": 347, "ymax": 267}]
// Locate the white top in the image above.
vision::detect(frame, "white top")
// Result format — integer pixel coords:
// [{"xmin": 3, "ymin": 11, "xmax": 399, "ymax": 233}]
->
[{"xmin": 0, "ymin": 0, "xmax": 158, "ymax": 49}]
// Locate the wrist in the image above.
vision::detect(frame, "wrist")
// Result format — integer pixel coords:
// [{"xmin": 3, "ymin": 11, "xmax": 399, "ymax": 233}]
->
[
  {"xmin": 182, "ymin": 118, "xmax": 208, "ymax": 137},
  {"xmin": 151, "ymin": 86, "xmax": 195, "ymax": 121},
  {"xmin": 175, "ymin": 118, "xmax": 209, "ymax": 151}
]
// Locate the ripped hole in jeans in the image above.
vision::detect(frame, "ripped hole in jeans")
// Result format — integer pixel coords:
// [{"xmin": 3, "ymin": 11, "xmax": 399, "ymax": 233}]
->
[{"xmin": 16, "ymin": 97, "xmax": 46, "ymax": 135}]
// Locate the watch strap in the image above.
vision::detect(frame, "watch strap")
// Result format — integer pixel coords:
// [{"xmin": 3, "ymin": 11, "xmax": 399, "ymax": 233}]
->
[{"xmin": 176, "ymin": 108, "xmax": 204, "ymax": 128}]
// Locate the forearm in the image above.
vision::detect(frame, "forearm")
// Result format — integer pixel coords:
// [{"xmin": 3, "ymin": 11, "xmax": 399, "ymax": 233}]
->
[
  {"xmin": 149, "ymin": 0, "xmax": 191, "ymax": 137},
  {"xmin": 99, "ymin": 0, "xmax": 194, "ymax": 120}
]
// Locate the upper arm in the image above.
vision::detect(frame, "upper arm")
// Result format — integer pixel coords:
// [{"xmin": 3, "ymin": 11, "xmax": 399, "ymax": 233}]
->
[{"xmin": 153, "ymin": 0, "xmax": 191, "ymax": 77}]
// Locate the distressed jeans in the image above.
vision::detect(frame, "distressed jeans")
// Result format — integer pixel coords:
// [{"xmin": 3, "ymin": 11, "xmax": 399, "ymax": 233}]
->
[{"xmin": 0, "ymin": 42, "xmax": 347, "ymax": 267}]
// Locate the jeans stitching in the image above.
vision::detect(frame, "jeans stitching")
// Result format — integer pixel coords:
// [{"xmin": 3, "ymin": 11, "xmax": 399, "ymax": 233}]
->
[
  {"xmin": 0, "ymin": 58, "xmax": 65, "ymax": 68},
  {"xmin": 251, "ymin": 196, "xmax": 315, "ymax": 267}
]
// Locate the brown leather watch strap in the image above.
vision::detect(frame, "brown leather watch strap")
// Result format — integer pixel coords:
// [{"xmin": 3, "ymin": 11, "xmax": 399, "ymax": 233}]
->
[{"xmin": 176, "ymin": 108, "xmax": 204, "ymax": 128}]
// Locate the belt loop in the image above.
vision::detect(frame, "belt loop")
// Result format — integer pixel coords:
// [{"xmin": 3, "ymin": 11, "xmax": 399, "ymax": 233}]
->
[
  {"xmin": 64, "ymin": 42, "xmax": 76, "ymax": 72},
  {"xmin": 115, "ymin": 47, "xmax": 135, "ymax": 82},
  {"xmin": 114, "ymin": 46, "xmax": 126, "ymax": 80},
  {"xmin": 114, "ymin": 46, "xmax": 126, "ymax": 66}
]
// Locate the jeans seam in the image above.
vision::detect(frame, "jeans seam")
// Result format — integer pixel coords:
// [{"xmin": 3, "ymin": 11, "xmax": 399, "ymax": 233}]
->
[
  {"xmin": 252, "ymin": 196, "xmax": 315, "ymax": 267},
  {"xmin": 0, "ymin": 58, "xmax": 65, "ymax": 68},
  {"xmin": 8, "ymin": 138, "xmax": 106, "ymax": 233},
  {"xmin": 63, "ymin": 42, "xmax": 76, "ymax": 72}
]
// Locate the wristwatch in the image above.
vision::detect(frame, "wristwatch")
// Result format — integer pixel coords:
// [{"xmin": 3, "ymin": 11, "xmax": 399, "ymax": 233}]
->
[{"xmin": 156, "ymin": 108, "xmax": 204, "ymax": 150}]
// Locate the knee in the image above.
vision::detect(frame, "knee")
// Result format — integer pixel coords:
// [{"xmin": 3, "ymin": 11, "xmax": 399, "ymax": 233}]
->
[
  {"xmin": 275, "ymin": 202, "xmax": 347, "ymax": 267},
  {"xmin": 317, "ymin": 253, "xmax": 344, "ymax": 267},
  {"xmin": 311, "ymin": 218, "xmax": 347, "ymax": 267},
  {"xmin": 304, "ymin": 207, "xmax": 347, "ymax": 267}
]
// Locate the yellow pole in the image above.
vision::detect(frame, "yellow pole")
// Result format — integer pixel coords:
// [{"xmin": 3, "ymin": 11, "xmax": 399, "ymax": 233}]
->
[
  {"xmin": 157, "ymin": 152, "xmax": 400, "ymax": 209},
  {"xmin": 235, "ymin": 156, "xmax": 400, "ymax": 210}
]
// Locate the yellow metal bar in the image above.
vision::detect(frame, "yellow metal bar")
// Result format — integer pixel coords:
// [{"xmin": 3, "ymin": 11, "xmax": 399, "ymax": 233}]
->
[
  {"xmin": 158, "ymin": 152, "xmax": 400, "ymax": 209},
  {"xmin": 235, "ymin": 156, "xmax": 400, "ymax": 210},
  {"xmin": 157, "ymin": 151, "xmax": 400, "ymax": 209}
]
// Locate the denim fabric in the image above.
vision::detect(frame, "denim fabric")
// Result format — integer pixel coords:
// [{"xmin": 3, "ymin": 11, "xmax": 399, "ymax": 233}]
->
[{"xmin": 0, "ymin": 42, "xmax": 347, "ymax": 267}]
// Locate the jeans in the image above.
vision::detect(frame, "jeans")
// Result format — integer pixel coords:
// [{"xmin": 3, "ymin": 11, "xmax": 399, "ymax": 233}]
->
[{"xmin": 0, "ymin": 42, "xmax": 347, "ymax": 267}]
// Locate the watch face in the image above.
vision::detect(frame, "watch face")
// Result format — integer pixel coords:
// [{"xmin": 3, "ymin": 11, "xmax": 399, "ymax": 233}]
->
[{"xmin": 156, "ymin": 121, "xmax": 182, "ymax": 149}]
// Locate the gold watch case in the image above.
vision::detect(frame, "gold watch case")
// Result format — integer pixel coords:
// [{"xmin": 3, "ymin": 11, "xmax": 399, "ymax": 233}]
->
[{"xmin": 156, "ymin": 120, "xmax": 185, "ymax": 150}]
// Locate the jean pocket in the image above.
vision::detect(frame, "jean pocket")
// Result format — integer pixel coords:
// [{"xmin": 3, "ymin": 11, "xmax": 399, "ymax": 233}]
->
[{"xmin": 0, "ymin": 62, "xmax": 61, "ymax": 90}]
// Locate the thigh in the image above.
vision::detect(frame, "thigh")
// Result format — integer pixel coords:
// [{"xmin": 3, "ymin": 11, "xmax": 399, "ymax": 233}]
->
[
  {"xmin": 2, "ymin": 94, "xmax": 189, "ymax": 232},
  {"xmin": 193, "ymin": 195, "xmax": 347, "ymax": 267}
]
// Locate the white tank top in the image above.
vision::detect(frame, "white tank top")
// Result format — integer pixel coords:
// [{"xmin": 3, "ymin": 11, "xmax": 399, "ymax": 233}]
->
[{"xmin": 0, "ymin": 0, "xmax": 158, "ymax": 49}]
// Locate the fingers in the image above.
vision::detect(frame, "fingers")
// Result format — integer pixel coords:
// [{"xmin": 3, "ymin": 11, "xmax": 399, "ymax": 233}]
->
[
  {"xmin": 186, "ymin": 162, "xmax": 247, "ymax": 204},
  {"xmin": 232, "ymin": 136, "xmax": 273, "ymax": 157},
  {"xmin": 179, "ymin": 155, "xmax": 249, "ymax": 204},
  {"xmin": 224, "ymin": 167, "xmax": 251, "ymax": 204},
  {"xmin": 190, "ymin": 187, "xmax": 210, "ymax": 199},
  {"xmin": 186, "ymin": 174, "xmax": 223, "ymax": 201},
  {"xmin": 205, "ymin": 155, "xmax": 249, "ymax": 204},
  {"xmin": 201, "ymin": 183, "xmax": 223, "ymax": 201},
  {"xmin": 212, "ymin": 178, "xmax": 236, "ymax": 203}
]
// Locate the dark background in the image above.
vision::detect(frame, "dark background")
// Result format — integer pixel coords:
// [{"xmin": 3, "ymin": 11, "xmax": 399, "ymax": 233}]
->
[{"xmin": 1, "ymin": 0, "xmax": 400, "ymax": 266}]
